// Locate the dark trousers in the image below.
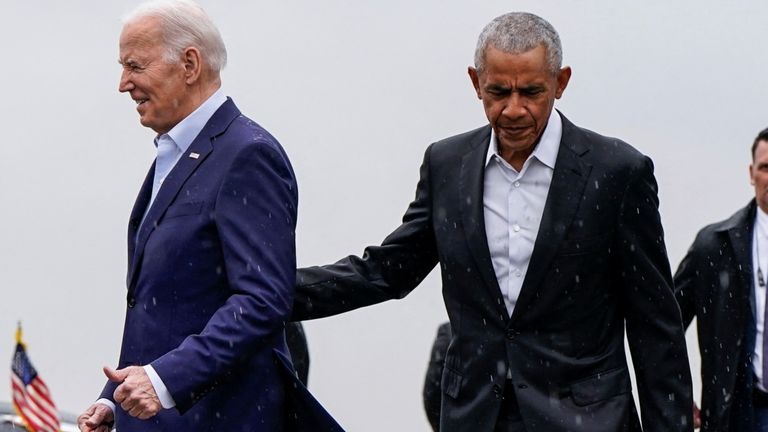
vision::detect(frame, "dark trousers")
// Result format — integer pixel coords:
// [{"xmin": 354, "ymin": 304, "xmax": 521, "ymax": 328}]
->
[{"xmin": 494, "ymin": 381, "xmax": 526, "ymax": 432}]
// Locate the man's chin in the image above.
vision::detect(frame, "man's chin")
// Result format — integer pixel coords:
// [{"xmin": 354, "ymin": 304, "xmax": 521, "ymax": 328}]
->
[{"xmin": 497, "ymin": 137, "xmax": 536, "ymax": 152}]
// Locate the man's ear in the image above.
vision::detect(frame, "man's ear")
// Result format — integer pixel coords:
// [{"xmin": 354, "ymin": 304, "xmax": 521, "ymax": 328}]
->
[
  {"xmin": 183, "ymin": 47, "xmax": 203, "ymax": 84},
  {"xmin": 468, "ymin": 67, "xmax": 482, "ymax": 99},
  {"xmin": 554, "ymin": 66, "xmax": 571, "ymax": 99}
]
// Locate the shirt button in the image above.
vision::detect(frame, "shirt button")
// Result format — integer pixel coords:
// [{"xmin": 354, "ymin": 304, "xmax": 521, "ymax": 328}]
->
[
  {"xmin": 514, "ymin": 181, "xmax": 520, "ymax": 188},
  {"xmin": 513, "ymin": 225, "xmax": 520, "ymax": 232},
  {"xmin": 516, "ymin": 271, "xmax": 522, "ymax": 278}
]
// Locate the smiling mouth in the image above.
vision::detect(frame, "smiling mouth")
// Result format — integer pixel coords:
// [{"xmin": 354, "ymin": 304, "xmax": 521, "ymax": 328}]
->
[{"xmin": 133, "ymin": 98, "xmax": 148, "ymax": 106}]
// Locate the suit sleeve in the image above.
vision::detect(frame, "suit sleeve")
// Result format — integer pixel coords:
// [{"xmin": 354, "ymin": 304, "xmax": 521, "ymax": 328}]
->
[
  {"xmin": 673, "ymin": 240, "xmax": 702, "ymax": 329},
  {"xmin": 293, "ymin": 144, "xmax": 439, "ymax": 320},
  {"xmin": 615, "ymin": 156, "xmax": 693, "ymax": 430},
  {"xmin": 150, "ymin": 141, "xmax": 297, "ymax": 411}
]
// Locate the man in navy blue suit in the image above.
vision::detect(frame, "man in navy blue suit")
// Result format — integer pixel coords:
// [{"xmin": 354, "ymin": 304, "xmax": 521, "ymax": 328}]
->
[{"xmin": 77, "ymin": 1, "xmax": 339, "ymax": 431}]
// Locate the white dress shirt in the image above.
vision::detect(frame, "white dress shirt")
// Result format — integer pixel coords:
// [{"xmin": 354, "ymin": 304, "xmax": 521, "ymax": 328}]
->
[
  {"xmin": 97, "ymin": 88, "xmax": 227, "ymax": 414},
  {"xmin": 753, "ymin": 207, "xmax": 768, "ymax": 391},
  {"xmin": 483, "ymin": 109, "xmax": 562, "ymax": 317}
]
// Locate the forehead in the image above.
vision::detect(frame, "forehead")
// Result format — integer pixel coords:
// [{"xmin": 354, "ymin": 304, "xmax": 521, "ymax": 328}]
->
[
  {"xmin": 756, "ymin": 140, "xmax": 768, "ymax": 160},
  {"xmin": 119, "ymin": 17, "xmax": 163, "ymax": 56},
  {"xmin": 479, "ymin": 45, "xmax": 553, "ymax": 82}
]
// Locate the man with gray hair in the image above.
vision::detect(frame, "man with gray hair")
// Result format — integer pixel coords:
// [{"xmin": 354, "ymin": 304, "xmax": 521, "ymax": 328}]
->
[
  {"xmin": 77, "ymin": 1, "xmax": 339, "ymax": 431},
  {"xmin": 292, "ymin": 12, "xmax": 693, "ymax": 431}
]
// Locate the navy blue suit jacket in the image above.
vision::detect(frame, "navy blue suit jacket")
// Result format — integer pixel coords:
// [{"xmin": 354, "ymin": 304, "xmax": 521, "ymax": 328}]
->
[{"xmin": 101, "ymin": 99, "xmax": 341, "ymax": 431}]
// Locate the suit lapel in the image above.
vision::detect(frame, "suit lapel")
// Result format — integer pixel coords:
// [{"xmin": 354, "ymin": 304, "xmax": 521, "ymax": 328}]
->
[
  {"xmin": 127, "ymin": 98, "xmax": 240, "ymax": 290},
  {"xmin": 126, "ymin": 163, "xmax": 154, "ymax": 286},
  {"xmin": 509, "ymin": 115, "xmax": 592, "ymax": 324},
  {"xmin": 459, "ymin": 126, "xmax": 510, "ymax": 319}
]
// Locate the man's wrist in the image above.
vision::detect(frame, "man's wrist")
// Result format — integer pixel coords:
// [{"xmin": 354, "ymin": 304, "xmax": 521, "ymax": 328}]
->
[
  {"xmin": 143, "ymin": 364, "xmax": 176, "ymax": 409},
  {"xmin": 94, "ymin": 398, "xmax": 116, "ymax": 413}
]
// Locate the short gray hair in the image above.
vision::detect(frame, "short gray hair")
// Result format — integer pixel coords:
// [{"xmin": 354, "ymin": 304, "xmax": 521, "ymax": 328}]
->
[
  {"xmin": 474, "ymin": 12, "xmax": 562, "ymax": 75},
  {"xmin": 124, "ymin": 0, "xmax": 227, "ymax": 73}
]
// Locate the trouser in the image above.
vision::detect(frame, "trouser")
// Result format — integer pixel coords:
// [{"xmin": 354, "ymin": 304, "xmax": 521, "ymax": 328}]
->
[{"xmin": 494, "ymin": 380, "xmax": 526, "ymax": 432}]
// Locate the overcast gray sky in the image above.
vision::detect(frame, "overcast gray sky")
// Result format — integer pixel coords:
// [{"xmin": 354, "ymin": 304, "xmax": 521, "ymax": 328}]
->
[{"xmin": 1, "ymin": 1, "xmax": 767, "ymax": 430}]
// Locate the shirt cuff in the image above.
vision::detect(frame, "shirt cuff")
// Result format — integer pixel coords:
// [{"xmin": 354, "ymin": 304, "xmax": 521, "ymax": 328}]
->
[
  {"xmin": 94, "ymin": 398, "xmax": 115, "ymax": 413},
  {"xmin": 144, "ymin": 364, "xmax": 176, "ymax": 409}
]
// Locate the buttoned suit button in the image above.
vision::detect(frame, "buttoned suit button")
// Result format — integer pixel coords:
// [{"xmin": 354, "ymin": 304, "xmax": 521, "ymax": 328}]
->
[
  {"xmin": 506, "ymin": 328, "xmax": 518, "ymax": 340},
  {"xmin": 127, "ymin": 296, "xmax": 136, "ymax": 308}
]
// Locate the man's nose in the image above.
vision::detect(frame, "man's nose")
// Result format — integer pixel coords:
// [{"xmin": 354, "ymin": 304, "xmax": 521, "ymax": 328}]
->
[
  {"xmin": 118, "ymin": 70, "xmax": 133, "ymax": 93},
  {"xmin": 501, "ymin": 93, "xmax": 526, "ymax": 118}
]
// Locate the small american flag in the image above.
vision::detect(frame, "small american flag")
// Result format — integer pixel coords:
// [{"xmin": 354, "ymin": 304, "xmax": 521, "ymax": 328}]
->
[{"xmin": 11, "ymin": 323, "xmax": 60, "ymax": 432}]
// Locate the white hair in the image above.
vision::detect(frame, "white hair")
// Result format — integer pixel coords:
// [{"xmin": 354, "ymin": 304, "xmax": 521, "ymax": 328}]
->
[
  {"xmin": 123, "ymin": 0, "xmax": 227, "ymax": 73},
  {"xmin": 474, "ymin": 12, "xmax": 562, "ymax": 75}
]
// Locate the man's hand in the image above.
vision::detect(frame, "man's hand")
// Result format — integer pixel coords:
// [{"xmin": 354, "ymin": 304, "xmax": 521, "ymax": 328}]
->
[
  {"xmin": 105, "ymin": 366, "xmax": 162, "ymax": 420},
  {"xmin": 77, "ymin": 403, "xmax": 114, "ymax": 432},
  {"xmin": 693, "ymin": 401, "xmax": 701, "ymax": 429}
]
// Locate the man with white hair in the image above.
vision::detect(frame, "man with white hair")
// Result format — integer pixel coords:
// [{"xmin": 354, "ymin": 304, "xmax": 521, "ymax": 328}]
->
[
  {"xmin": 77, "ymin": 1, "xmax": 339, "ymax": 431},
  {"xmin": 293, "ymin": 12, "xmax": 693, "ymax": 431}
]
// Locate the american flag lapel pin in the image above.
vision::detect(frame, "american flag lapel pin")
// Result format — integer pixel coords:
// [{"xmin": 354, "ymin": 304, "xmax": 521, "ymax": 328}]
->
[{"xmin": 189, "ymin": 152, "xmax": 200, "ymax": 159}]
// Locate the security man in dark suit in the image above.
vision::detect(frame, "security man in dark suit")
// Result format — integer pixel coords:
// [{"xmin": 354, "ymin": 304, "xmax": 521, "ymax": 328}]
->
[{"xmin": 675, "ymin": 127, "xmax": 768, "ymax": 431}]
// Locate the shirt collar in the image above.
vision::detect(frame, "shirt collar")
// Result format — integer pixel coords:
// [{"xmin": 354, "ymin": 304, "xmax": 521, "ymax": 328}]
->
[
  {"xmin": 485, "ymin": 108, "xmax": 562, "ymax": 169},
  {"xmin": 154, "ymin": 87, "xmax": 228, "ymax": 153}
]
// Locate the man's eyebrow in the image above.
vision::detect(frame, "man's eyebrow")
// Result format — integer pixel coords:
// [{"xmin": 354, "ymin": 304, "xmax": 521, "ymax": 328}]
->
[
  {"xmin": 485, "ymin": 84, "xmax": 510, "ymax": 91},
  {"xmin": 119, "ymin": 58, "xmax": 140, "ymax": 67}
]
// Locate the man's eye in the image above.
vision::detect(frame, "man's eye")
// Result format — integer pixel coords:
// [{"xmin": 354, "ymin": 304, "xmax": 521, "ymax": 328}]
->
[{"xmin": 521, "ymin": 89, "xmax": 543, "ymax": 97}]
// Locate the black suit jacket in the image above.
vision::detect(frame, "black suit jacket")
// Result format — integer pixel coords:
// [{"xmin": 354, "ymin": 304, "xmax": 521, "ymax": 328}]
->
[
  {"xmin": 674, "ymin": 200, "xmax": 758, "ymax": 431},
  {"xmin": 294, "ymin": 113, "xmax": 692, "ymax": 431}
]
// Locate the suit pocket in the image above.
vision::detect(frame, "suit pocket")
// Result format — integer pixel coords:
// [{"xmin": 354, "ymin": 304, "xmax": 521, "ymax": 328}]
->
[
  {"xmin": 164, "ymin": 201, "xmax": 203, "ymax": 219},
  {"xmin": 441, "ymin": 367, "xmax": 462, "ymax": 399},
  {"xmin": 569, "ymin": 367, "xmax": 631, "ymax": 406}
]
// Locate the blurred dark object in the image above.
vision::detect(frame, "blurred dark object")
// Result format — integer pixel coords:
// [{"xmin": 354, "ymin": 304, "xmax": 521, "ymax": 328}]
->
[
  {"xmin": 286, "ymin": 321, "xmax": 310, "ymax": 386},
  {"xmin": 423, "ymin": 322, "xmax": 451, "ymax": 431}
]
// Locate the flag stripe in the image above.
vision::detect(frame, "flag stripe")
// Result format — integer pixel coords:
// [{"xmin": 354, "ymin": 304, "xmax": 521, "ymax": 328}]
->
[
  {"xmin": 13, "ymin": 375, "xmax": 57, "ymax": 432},
  {"xmin": 28, "ymin": 382, "xmax": 57, "ymax": 413},
  {"xmin": 25, "ymin": 390, "xmax": 59, "ymax": 429},
  {"xmin": 12, "ymin": 393, "xmax": 43, "ymax": 432}
]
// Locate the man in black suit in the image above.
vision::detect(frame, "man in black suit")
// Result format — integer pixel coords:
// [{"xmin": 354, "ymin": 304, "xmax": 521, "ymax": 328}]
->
[
  {"xmin": 293, "ymin": 12, "xmax": 692, "ymax": 431},
  {"xmin": 675, "ymin": 127, "xmax": 768, "ymax": 431}
]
